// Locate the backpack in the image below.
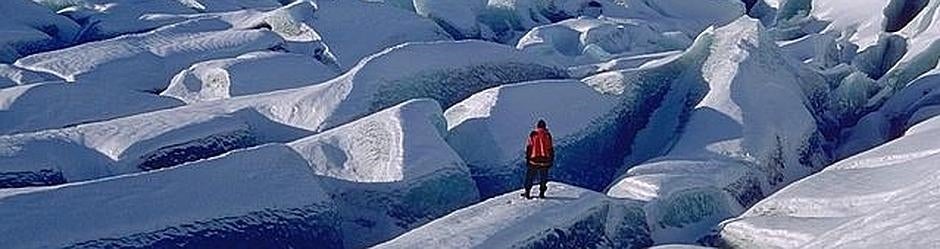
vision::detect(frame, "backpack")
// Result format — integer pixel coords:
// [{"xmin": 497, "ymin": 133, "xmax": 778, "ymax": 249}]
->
[{"xmin": 528, "ymin": 128, "xmax": 553, "ymax": 165}]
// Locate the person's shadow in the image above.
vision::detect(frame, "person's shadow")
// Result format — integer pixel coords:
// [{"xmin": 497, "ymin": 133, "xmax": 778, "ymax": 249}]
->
[{"xmin": 539, "ymin": 196, "xmax": 579, "ymax": 201}]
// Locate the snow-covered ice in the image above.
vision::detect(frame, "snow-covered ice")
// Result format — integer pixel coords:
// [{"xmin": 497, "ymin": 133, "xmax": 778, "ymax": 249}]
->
[
  {"xmin": 717, "ymin": 114, "xmax": 940, "ymax": 248},
  {"xmin": 161, "ymin": 51, "xmax": 338, "ymax": 103},
  {"xmin": 0, "ymin": 82, "xmax": 182, "ymax": 135},
  {"xmin": 606, "ymin": 16, "xmax": 830, "ymax": 243},
  {"xmin": 0, "ymin": 0, "xmax": 79, "ymax": 63},
  {"xmin": 3, "ymin": 0, "xmax": 940, "ymax": 247},
  {"xmin": 0, "ymin": 40, "xmax": 560, "ymax": 188},
  {"xmin": 375, "ymin": 182, "xmax": 652, "ymax": 249},
  {"xmin": 0, "ymin": 143, "xmax": 341, "ymax": 248}
]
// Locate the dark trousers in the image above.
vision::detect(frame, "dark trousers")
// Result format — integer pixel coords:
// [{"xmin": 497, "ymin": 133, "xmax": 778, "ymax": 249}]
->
[{"xmin": 523, "ymin": 164, "xmax": 550, "ymax": 195}]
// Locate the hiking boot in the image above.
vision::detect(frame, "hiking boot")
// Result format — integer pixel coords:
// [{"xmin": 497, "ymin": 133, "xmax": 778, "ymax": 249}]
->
[
  {"xmin": 521, "ymin": 192, "xmax": 532, "ymax": 199},
  {"xmin": 538, "ymin": 192, "xmax": 545, "ymax": 199}
]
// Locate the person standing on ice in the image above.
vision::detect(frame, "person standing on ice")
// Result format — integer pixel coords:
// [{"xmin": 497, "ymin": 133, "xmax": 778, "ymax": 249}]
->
[{"xmin": 522, "ymin": 119, "xmax": 554, "ymax": 199}]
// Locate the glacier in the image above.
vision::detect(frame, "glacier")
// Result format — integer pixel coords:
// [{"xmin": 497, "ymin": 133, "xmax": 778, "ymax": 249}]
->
[
  {"xmin": 3, "ymin": 0, "xmax": 940, "ymax": 248},
  {"xmin": 0, "ymin": 40, "xmax": 561, "ymax": 188}
]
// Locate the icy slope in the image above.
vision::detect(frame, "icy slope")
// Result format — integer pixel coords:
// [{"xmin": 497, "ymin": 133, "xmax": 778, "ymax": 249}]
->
[
  {"xmin": 161, "ymin": 51, "xmax": 338, "ymax": 103},
  {"xmin": 0, "ymin": 0, "xmax": 79, "ymax": 63},
  {"xmin": 375, "ymin": 182, "xmax": 652, "ymax": 249},
  {"xmin": 0, "ymin": 143, "xmax": 341, "ymax": 249},
  {"xmin": 717, "ymin": 114, "xmax": 940, "ymax": 249},
  {"xmin": 0, "ymin": 40, "xmax": 561, "ymax": 188},
  {"xmin": 0, "ymin": 82, "xmax": 183, "ymax": 135},
  {"xmin": 606, "ymin": 17, "xmax": 829, "ymax": 243}
]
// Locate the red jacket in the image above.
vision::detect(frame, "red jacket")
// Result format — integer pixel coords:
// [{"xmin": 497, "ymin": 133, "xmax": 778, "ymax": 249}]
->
[{"xmin": 526, "ymin": 128, "xmax": 554, "ymax": 167}]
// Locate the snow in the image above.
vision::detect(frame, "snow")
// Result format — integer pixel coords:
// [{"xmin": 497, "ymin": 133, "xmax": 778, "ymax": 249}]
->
[
  {"xmin": 161, "ymin": 51, "xmax": 338, "ymax": 103},
  {"xmin": 606, "ymin": 17, "xmax": 830, "ymax": 243},
  {"xmin": 717, "ymin": 114, "xmax": 940, "ymax": 248},
  {"xmin": 0, "ymin": 82, "xmax": 182, "ymax": 135},
  {"xmin": 0, "ymin": 143, "xmax": 341, "ymax": 248},
  {"xmin": 374, "ymin": 182, "xmax": 652, "ymax": 249},
  {"xmin": 0, "ymin": 0, "xmax": 80, "ymax": 63}
]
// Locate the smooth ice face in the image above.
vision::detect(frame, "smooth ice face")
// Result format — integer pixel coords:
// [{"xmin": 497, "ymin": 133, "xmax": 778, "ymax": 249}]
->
[
  {"xmin": 718, "ymin": 115, "xmax": 940, "ymax": 248},
  {"xmin": 374, "ymin": 182, "xmax": 652, "ymax": 249},
  {"xmin": 161, "ymin": 51, "xmax": 338, "ymax": 104},
  {"xmin": 0, "ymin": 143, "xmax": 341, "ymax": 249}
]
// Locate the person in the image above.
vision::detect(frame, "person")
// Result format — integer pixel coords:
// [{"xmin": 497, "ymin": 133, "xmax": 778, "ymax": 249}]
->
[{"xmin": 522, "ymin": 119, "xmax": 554, "ymax": 199}]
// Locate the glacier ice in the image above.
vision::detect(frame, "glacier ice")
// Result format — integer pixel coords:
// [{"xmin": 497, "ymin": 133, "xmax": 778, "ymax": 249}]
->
[
  {"xmin": 0, "ymin": 0, "xmax": 80, "ymax": 62},
  {"xmin": 516, "ymin": 17, "xmax": 689, "ymax": 66},
  {"xmin": 0, "ymin": 82, "xmax": 183, "ymax": 135},
  {"xmin": 120, "ymin": 99, "xmax": 479, "ymax": 248},
  {"xmin": 161, "ymin": 51, "xmax": 339, "ymax": 103},
  {"xmin": 0, "ymin": 64, "xmax": 61, "ymax": 88},
  {"xmin": 445, "ymin": 32, "xmax": 713, "ymax": 195},
  {"xmin": 13, "ymin": 18, "xmax": 286, "ymax": 92},
  {"xmin": 312, "ymin": 0, "xmax": 452, "ymax": 69},
  {"xmin": 717, "ymin": 114, "xmax": 940, "ymax": 248},
  {"xmin": 0, "ymin": 40, "xmax": 562, "ymax": 188},
  {"xmin": 606, "ymin": 16, "xmax": 830, "ymax": 243},
  {"xmin": 14, "ymin": 2, "xmax": 336, "ymax": 92},
  {"xmin": 375, "ymin": 182, "xmax": 652, "ymax": 249},
  {"xmin": 0, "ymin": 143, "xmax": 342, "ymax": 248},
  {"xmin": 34, "ymin": 0, "xmax": 283, "ymax": 41}
]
